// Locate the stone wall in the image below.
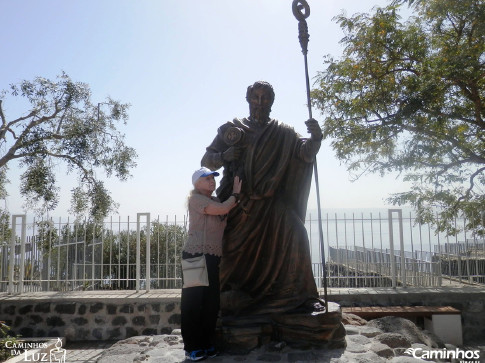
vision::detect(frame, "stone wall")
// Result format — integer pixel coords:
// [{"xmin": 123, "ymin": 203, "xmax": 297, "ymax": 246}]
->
[
  {"xmin": 0, "ymin": 292, "xmax": 181, "ymax": 342},
  {"xmin": 0, "ymin": 286, "xmax": 483, "ymax": 343}
]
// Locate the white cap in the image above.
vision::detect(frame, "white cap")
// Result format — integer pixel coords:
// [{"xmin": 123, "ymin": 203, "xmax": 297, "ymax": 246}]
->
[{"xmin": 192, "ymin": 167, "xmax": 219, "ymax": 186}]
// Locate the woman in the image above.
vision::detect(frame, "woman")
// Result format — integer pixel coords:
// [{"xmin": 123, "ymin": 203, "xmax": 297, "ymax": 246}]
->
[{"xmin": 181, "ymin": 167, "xmax": 242, "ymax": 361}]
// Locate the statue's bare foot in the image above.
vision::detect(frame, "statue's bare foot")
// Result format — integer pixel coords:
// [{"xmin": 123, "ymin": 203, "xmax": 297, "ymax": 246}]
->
[
  {"xmin": 310, "ymin": 300, "xmax": 326, "ymax": 312},
  {"xmin": 293, "ymin": 298, "xmax": 326, "ymax": 313}
]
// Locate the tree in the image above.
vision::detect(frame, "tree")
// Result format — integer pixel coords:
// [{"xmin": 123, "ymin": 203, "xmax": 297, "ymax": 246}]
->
[
  {"xmin": 99, "ymin": 220, "xmax": 185, "ymax": 289},
  {"xmin": 0, "ymin": 210, "xmax": 11, "ymax": 244},
  {"xmin": 34, "ymin": 218, "xmax": 185, "ymax": 290},
  {"xmin": 312, "ymin": 0, "xmax": 485, "ymax": 235},
  {"xmin": 0, "ymin": 73, "xmax": 137, "ymax": 220}
]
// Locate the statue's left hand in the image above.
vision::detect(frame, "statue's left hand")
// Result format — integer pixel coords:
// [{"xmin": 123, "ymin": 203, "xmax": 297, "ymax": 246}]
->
[{"xmin": 305, "ymin": 118, "xmax": 323, "ymax": 141}]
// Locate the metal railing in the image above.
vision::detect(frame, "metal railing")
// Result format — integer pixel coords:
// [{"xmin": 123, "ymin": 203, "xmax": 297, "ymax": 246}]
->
[
  {"xmin": 307, "ymin": 209, "xmax": 485, "ymax": 288},
  {"xmin": 1, "ymin": 209, "xmax": 484, "ymax": 294},
  {"xmin": 1, "ymin": 213, "xmax": 186, "ymax": 294}
]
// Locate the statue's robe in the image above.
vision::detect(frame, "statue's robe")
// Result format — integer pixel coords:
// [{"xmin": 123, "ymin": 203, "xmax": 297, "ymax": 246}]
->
[{"xmin": 202, "ymin": 117, "xmax": 320, "ymax": 317}]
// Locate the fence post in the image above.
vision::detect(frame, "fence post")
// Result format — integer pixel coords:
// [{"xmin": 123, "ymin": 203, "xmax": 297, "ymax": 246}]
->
[
  {"xmin": 136, "ymin": 215, "xmax": 140, "ymax": 292},
  {"xmin": 397, "ymin": 209, "xmax": 406, "ymax": 287},
  {"xmin": 8, "ymin": 215, "xmax": 27, "ymax": 295},
  {"xmin": 8, "ymin": 218, "xmax": 15, "ymax": 295},
  {"xmin": 136, "ymin": 213, "xmax": 150, "ymax": 292},
  {"xmin": 19, "ymin": 215, "xmax": 26, "ymax": 294},
  {"xmin": 388, "ymin": 209, "xmax": 405, "ymax": 288},
  {"xmin": 91, "ymin": 220, "xmax": 95, "ymax": 291},
  {"xmin": 146, "ymin": 213, "xmax": 151, "ymax": 292},
  {"xmin": 388, "ymin": 210, "xmax": 397, "ymax": 288}
]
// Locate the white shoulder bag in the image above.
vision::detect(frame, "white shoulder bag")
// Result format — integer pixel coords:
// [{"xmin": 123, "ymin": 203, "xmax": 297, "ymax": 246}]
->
[{"xmin": 181, "ymin": 254, "xmax": 209, "ymax": 288}]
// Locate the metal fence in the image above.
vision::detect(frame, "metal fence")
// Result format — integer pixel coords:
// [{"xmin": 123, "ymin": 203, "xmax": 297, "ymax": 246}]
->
[
  {"xmin": 1, "ymin": 213, "xmax": 186, "ymax": 294},
  {"xmin": 1, "ymin": 209, "xmax": 484, "ymax": 294},
  {"xmin": 309, "ymin": 209, "xmax": 485, "ymax": 288}
]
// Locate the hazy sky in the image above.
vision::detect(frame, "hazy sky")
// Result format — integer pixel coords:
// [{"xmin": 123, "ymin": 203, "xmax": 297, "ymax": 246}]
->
[{"xmin": 1, "ymin": 0, "xmax": 410, "ymax": 219}]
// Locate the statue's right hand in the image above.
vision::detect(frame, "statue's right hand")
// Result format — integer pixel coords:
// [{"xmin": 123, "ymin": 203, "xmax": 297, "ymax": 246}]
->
[{"xmin": 222, "ymin": 146, "xmax": 242, "ymax": 162}]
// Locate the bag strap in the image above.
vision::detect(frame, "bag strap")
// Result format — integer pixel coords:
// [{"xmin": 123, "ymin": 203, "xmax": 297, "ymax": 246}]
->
[{"xmin": 203, "ymin": 206, "xmax": 207, "ymax": 251}]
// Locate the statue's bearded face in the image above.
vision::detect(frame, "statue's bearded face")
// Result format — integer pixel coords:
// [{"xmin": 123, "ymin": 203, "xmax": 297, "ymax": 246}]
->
[{"xmin": 248, "ymin": 87, "xmax": 273, "ymax": 123}]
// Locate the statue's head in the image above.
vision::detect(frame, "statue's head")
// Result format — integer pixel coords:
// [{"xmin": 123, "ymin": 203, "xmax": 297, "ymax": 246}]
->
[{"xmin": 246, "ymin": 81, "xmax": 275, "ymax": 123}]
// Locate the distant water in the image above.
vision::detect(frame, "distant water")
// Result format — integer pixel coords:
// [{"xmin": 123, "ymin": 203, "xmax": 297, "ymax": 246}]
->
[{"xmin": 304, "ymin": 208, "xmax": 471, "ymax": 263}]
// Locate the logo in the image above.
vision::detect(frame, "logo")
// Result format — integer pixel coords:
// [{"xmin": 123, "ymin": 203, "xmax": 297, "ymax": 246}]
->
[
  {"xmin": 48, "ymin": 338, "xmax": 67, "ymax": 363},
  {"xmin": 404, "ymin": 347, "xmax": 481, "ymax": 362},
  {"xmin": 4, "ymin": 337, "xmax": 67, "ymax": 362}
]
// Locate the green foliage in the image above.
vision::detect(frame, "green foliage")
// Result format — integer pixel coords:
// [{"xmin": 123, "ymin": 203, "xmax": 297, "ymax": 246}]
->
[
  {"xmin": 100, "ymin": 220, "xmax": 185, "ymax": 289},
  {"xmin": 313, "ymin": 0, "xmax": 485, "ymax": 235},
  {"xmin": 34, "ymin": 220, "xmax": 60, "ymax": 253},
  {"xmin": 0, "ymin": 73, "xmax": 137, "ymax": 220},
  {"xmin": 34, "ymin": 218, "xmax": 185, "ymax": 290},
  {"xmin": 20, "ymin": 157, "xmax": 59, "ymax": 211},
  {"xmin": 0, "ymin": 210, "xmax": 11, "ymax": 244},
  {"xmin": 0, "ymin": 168, "xmax": 8, "ymax": 201},
  {"xmin": 0, "ymin": 321, "xmax": 19, "ymax": 362}
]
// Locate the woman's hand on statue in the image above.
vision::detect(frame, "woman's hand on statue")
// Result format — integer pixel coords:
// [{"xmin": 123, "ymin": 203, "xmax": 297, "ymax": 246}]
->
[
  {"xmin": 232, "ymin": 176, "xmax": 242, "ymax": 194},
  {"xmin": 222, "ymin": 146, "xmax": 243, "ymax": 162},
  {"xmin": 305, "ymin": 118, "xmax": 323, "ymax": 141}
]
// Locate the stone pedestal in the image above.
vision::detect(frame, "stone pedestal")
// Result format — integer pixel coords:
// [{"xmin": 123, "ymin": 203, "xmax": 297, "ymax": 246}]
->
[{"xmin": 217, "ymin": 302, "xmax": 346, "ymax": 354}]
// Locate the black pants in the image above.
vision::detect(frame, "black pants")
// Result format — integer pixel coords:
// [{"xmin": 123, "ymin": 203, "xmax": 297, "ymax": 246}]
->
[{"xmin": 181, "ymin": 252, "xmax": 221, "ymax": 352}]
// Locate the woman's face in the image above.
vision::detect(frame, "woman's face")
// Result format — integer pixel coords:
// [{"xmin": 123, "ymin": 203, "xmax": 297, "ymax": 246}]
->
[{"xmin": 196, "ymin": 174, "xmax": 216, "ymax": 194}]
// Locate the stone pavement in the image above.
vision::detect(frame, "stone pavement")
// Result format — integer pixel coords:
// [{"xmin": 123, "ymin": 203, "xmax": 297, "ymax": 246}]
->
[
  {"xmin": 64, "ymin": 341, "xmax": 117, "ymax": 363},
  {"xmin": 94, "ymin": 317, "xmax": 485, "ymax": 363}
]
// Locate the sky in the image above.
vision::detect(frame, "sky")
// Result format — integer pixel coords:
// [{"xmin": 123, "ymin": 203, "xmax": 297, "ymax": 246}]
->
[{"xmin": 0, "ymin": 0, "xmax": 412, "ymax": 219}]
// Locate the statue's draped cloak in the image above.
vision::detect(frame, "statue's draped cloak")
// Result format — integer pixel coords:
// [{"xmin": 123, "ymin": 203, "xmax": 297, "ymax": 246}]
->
[{"xmin": 204, "ymin": 118, "xmax": 319, "ymax": 316}]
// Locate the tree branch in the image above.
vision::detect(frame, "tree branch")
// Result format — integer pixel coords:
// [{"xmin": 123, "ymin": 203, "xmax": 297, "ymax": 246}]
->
[
  {"xmin": 1, "ymin": 149, "xmax": 95, "ymax": 184},
  {"xmin": 0, "ymin": 100, "xmax": 6, "ymax": 129},
  {"xmin": 43, "ymin": 151, "xmax": 95, "ymax": 182},
  {"xmin": 6, "ymin": 111, "xmax": 38, "ymax": 130},
  {"xmin": 364, "ymin": 107, "xmax": 485, "ymax": 164},
  {"xmin": 15, "ymin": 107, "xmax": 62, "ymax": 143},
  {"xmin": 457, "ymin": 166, "xmax": 485, "ymax": 203},
  {"xmin": 0, "ymin": 115, "xmax": 66, "ymax": 169},
  {"xmin": 403, "ymin": 123, "xmax": 485, "ymax": 163},
  {"xmin": 412, "ymin": 157, "xmax": 473, "ymax": 174},
  {"xmin": 7, "ymin": 128, "xmax": 17, "ymax": 140},
  {"xmin": 0, "ymin": 110, "xmax": 37, "ymax": 142}
]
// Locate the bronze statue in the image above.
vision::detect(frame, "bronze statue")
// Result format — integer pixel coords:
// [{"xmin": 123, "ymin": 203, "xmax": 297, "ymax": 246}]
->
[{"xmin": 201, "ymin": 81, "xmax": 324, "ymax": 318}]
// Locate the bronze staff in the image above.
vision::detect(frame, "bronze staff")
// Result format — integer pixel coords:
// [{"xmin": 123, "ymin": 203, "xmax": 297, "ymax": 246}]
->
[{"xmin": 292, "ymin": 0, "xmax": 328, "ymax": 312}]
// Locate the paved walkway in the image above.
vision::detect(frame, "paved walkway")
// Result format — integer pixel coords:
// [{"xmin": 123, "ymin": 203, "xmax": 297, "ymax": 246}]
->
[
  {"xmin": 65, "ymin": 341, "xmax": 117, "ymax": 363},
  {"xmin": 39, "ymin": 331, "xmax": 485, "ymax": 363},
  {"xmin": 2, "ymin": 285, "xmax": 484, "ymax": 302}
]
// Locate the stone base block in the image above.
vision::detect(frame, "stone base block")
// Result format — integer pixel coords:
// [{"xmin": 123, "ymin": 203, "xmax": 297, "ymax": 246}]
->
[
  {"xmin": 218, "ymin": 323, "xmax": 272, "ymax": 354},
  {"xmin": 218, "ymin": 301, "xmax": 346, "ymax": 353}
]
